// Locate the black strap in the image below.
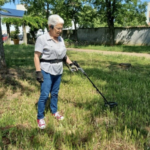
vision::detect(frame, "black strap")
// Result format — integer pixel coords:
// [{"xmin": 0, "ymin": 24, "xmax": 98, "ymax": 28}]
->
[{"xmin": 40, "ymin": 59, "xmax": 63, "ymax": 63}]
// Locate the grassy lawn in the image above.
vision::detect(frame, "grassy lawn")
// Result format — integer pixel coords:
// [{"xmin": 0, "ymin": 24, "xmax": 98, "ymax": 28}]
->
[
  {"xmin": 1, "ymin": 44, "xmax": 150, "ymax": 149},
  {"xmin": 67, "ymin": 44, "xmax": 150, "ymax": 54}
]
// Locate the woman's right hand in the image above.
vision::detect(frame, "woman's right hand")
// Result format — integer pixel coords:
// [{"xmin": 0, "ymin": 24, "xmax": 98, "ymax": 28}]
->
[
  {"xmin": 36, "ymin": 71, "xmax": 44, "ymax": 83},
  {"xmin": 69, "ymin": 63, "xmax": 78, "ymax": 71}
]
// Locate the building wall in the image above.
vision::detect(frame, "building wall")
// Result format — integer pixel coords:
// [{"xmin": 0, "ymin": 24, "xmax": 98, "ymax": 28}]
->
[
  {"xmin": 16, "ymin": 4, "xmax": 27, "ymax": 11},
  {"xmin": 115, "ymin": 27, "xmax": 150, "ymax": 45},
  {"xmin": 63, "ymin": 27, "xmax": 150, "ymax": 46},
  {"xmin": 77, "ymin": 28, "xmax": 109, "ymax": 44}
]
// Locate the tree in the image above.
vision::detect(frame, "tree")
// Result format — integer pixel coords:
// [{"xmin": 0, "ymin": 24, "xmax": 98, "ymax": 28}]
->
[
  {"xmin": 21, "ymin": 0, "xmax": 84, "ymax": 40},
  {"xmin": 63, "ymin": 0, "xmax": 83, "ymax": 30},
  {"xmin": 78, "ymin": 5, "xmax": 106, "ymax": 28},
  {"xmin": 2, "ymin": 16, "xmax": 47, "ymax": 44},
  {"xmin": 50, "ymin": 0, "xmax": 72, "ymax": 28},
  {"xmin": 0, "ymin": 0, "xmax": 9, "ymax": 6},
  {"xmin": 51, "ymin": 0, "xmax": 83, "ymax": 40},
  {"xmin": 92, "ymin": 0, "xmax": 147, "ymax": 45},
  {"xmin": 0, "ymin": 0, "xmax": 15, "ymax": 69},
  {"xmin": 21, "ymin": 0, "xmax": 54, "ymax": 29},
  {"xmin": 0, "ymin": 14, "xmax": 6, "ymax": 69},
  {"xmin": 115, "ymin": 2, "xmax": 147, "ymax": 27},
  {"xmin": 21, "ymin": 0, "xmax": 82, "ymax": 29}
]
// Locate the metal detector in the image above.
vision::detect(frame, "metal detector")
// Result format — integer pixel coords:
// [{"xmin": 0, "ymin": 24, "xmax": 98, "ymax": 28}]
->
[{"xmin": 69, "ymin": 61, "xmax": 118, "ymax": 108}]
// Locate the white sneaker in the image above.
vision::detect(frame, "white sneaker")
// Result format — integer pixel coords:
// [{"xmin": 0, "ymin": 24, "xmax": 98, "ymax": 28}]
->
[
  {"xmin": 52, "ymin": 112, "xmax": 64, "ymax": 120},
  {"xmin": 37, "ymin": 118, "xmax": 46, "ymax": 129}
]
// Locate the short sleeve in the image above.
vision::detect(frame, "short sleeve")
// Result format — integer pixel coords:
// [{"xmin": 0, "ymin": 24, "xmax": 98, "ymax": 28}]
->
[{"xmin": 34, "ymin": 36, "xmax": 43, "ymax": 53}]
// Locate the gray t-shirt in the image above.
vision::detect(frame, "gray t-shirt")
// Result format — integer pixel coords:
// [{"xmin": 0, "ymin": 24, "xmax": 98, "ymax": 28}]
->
[{"xmin": 35, "ymin": 32, "xmax": 67, "ymax": 75}]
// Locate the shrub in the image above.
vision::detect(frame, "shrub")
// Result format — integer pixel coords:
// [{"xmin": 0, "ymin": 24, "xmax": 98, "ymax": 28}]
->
[
  {"xmin": 10, "ymin": 31, "xmax": 16, "ymax": 39},
  {"xmin": 14, "ymin": 25, "xmax": 20, "ymax": 39}
]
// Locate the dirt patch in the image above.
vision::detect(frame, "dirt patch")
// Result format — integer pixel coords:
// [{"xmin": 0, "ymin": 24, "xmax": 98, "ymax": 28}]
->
[
  {"xmin": 6, "ymin": 92, "xmax": 21, "ymax": 101},
  {"xmin": 0, "ymin": 68, "xmax": 24, "ymax": 80},
  {"xmin": 67, "ymin": 48, "xmax": 150, "ymax": 59}
]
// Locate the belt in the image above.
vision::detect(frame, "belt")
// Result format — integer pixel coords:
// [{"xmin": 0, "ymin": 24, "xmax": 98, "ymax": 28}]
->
[{"xmin": 40, "ymin": 59, "xmax": 63, "ymax": 63}]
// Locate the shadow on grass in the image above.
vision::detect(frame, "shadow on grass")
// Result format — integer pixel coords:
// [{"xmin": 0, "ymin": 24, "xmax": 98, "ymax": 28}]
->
[
  {"xmin": 0, "ymin": 122, "xmax": 94, "ymax": 149},
  {"xmin": 122, "ymin": 46, "xmax": 150, "ymax": 53},
  {"xmin": 0, "ymin": 67, "xmax": 39, "ymax": 100},
  {"xmin": 4, "ymin": 45, "xmax": 34, "ymax": 68},
  {"xmin": 75, "ymin": 60, "xmax": 150, "ymax": 112},
  {"xmin": 0, "ymin": 124, "xmax": 53, "ymax": 149},
  {"xmin": 0, "ymin": 125, "xmax": 46, "ymax": 149},
  {"xmin": 0, "ymin": 45, "xmax": 38, "ymax": 99},
  {"xmin": 60, "ymin": 59, "xmax": 150, "ymax": 147}
]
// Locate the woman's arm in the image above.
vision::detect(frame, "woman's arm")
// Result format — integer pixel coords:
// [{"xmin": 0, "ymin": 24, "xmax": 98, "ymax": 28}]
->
[
  {"xmin": 34, "ymin": 51, "xmax": 41, "ymax": 71},
  {"xmin": 66, "ymin": 56, "xmax": 72, "ymax": 65}
]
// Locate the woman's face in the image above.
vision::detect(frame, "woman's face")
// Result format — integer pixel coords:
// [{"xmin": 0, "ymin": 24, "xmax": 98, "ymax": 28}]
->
[{"xmin": 50, "ymin": 23, "xmax": 63, "ymax": 37}]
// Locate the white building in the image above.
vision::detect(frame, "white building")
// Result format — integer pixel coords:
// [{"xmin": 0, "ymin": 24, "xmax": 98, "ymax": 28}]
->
[
  {"xmin": 146, "ymin": 2, "xmax": 150, "ymax": 25},
  {"xmin": 0, "ymin": 4, "xmax": 30, "ymax": 35}
]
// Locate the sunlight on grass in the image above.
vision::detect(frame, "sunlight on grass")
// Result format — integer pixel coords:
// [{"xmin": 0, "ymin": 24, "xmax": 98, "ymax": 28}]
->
[
  {"xmin": 0, "ymin": 45, "xmax": 150, "ymax": 149},
  {"xmin": 67, "ymin": 44, "xmax": 150, "ymax": 53}
]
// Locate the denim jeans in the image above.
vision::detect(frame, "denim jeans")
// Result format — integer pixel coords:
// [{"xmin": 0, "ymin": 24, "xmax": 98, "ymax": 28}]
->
[{"xmin": 37, "ymin": 70, "xmax": 62, "ymax": 119}]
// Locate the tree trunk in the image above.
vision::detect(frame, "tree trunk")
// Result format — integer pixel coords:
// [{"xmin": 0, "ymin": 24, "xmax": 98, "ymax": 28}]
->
[
  {"xmin": 6, "ymin": 23, "xmax": 11, "ymax": 44},
  {"xmin": 6, "ymin": 23, "xmax": 10, "ymax": 37},
  {"xmin": 108, "ymin": 21, "xmax": 114, "ymax": 46},
  {"xmin": 74, "ymin": 19, "xmax": 78, "ymax": 41},
  {"xmin": 46, "ymin": 3, "xmax": 50, "ymax": 31},
  {"xmin": 46, "ymin": 2, "xmax": 49, "ymax": 19},
  {"xmin": 0, "ymin": 16, "xmax": 6, "ymax": 69},
  {"xmin": 106, "ymin": 0, "xmax": 114, "ymax": 45},
  {"xmin": 23, "ymin": 24, "xmax": 27, "ymax": 45}
]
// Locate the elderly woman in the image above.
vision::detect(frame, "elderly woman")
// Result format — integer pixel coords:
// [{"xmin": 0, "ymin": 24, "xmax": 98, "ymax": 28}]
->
[{"xmin": 34, "ymin": 14, "xmax": 78, "ymax": 129}]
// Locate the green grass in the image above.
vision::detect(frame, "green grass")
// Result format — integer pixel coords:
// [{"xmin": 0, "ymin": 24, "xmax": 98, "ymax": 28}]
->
[
  {"xmin": 1, "ymin": 44, "xmax": 150, "ymax": 149},
  {"xmin": 67, "ymin": 44, "xmax": 150, "ymax": 53}
]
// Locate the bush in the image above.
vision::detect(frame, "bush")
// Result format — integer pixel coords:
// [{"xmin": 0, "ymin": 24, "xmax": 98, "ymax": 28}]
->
[
  {"xmin": 10, "ymin": 31, "xmax": 16, "ymax": 39},
  {"xmin": 64, "ymin": 38, "xmax": 73, "ymax": 43},
  {"xmin": 14, "ymin": 25, "xmax": 20, "ymax": 39}
]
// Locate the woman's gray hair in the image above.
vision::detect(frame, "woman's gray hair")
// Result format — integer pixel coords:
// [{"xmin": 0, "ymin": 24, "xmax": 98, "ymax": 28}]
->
[{"xmin": 48, "ymin": 14, "xmax": 64, "ymax": 26}]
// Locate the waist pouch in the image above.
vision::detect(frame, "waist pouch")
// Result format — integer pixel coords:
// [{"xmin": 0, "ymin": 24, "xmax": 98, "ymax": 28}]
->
[{"xmin": 40, "ymin": 59, "xmax": 64, "ymax": 64}]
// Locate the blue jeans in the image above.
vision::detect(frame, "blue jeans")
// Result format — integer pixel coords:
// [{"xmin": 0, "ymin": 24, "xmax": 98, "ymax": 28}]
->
[{"xmin": 37, "ymin": 70, "xmax": 62, "ymax": 119}]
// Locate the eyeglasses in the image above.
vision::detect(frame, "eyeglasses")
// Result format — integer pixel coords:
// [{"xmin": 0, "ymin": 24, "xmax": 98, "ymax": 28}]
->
[{"xmin": 55, "ymin": 27, "xmax": 63, "ymax": 31}]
